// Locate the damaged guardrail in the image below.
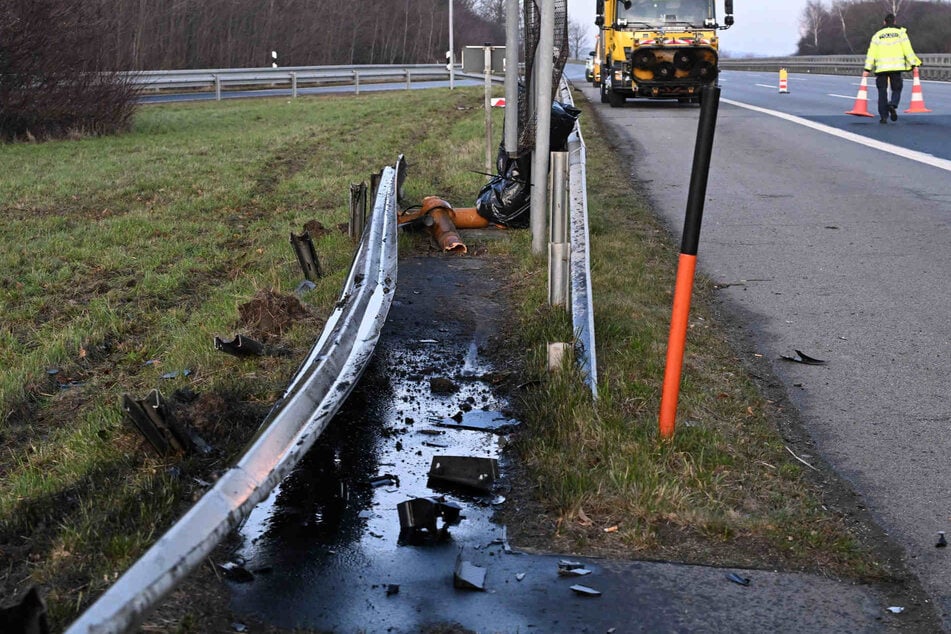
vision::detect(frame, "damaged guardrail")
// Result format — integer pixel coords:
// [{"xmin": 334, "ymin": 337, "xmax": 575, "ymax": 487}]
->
[
  {"xmin": 65, "ymin": 158, "xmax": 400, "ymax": 634},
  {"xmin": 559, "ymin": 80, "xmax": 598, "ymax": 399}
]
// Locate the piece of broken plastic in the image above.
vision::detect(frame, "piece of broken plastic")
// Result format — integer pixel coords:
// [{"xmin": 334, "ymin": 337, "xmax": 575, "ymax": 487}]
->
[
  {"xmin": 570, "ymin": 584, "xmax": 601, "ymax": 597},
  {"xmin": 780, "ymin": 350, "xmax": 826, "ymax": 365},
  {"xmin": 726, "ymin": 572, "xmax": 751, "ymax": 586},
  {"xmin": 454, "ymin": 552, "xmax": 487, "ymax": 591},
  {"xmin": 886, "ymin": 606, "xmax": 904, "ymax": 614}
]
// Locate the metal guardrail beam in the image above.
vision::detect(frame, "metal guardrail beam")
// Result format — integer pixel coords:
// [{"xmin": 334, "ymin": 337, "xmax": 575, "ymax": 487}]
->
[
  {"xmin": 721, "ymin": 54, "xmax": 951, "ymax": 81},
  {"xmin": 125, "ymin": 64, "xmax": 501, "ymax": 96},
  {"xmin": 559, "ymin": 80, "xmax": 598, "ymax": 399},
  {"xmin": 65, "ymin": 158, "xmax": 400, "ymax": 634}
]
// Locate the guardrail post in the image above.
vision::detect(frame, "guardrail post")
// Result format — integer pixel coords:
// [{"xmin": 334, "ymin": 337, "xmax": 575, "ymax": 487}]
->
[
  {"xmin": 291, "ymin": 72, "xmax": 298, "ymax": 99},
  {"xmin": 349, "ymin": 182, "xmax": 368, "ymax": 240},
  {"xmin": 406, "ymin": 69, "xmax": 412, "ymax": 90},
  {"xmin": 353, "ymin": 70, "xmax": 360, "ymax": 95},
  {"xmin": 548, "ymin": 151, "xmax": 569, "ymax": 307},
  {"xmin": 214, "ymin": 74, "xmax": 221, "ymax": 101},
  {"xmin": 484, "ymin": 44, "xmax": 493, "ymax": 176}
]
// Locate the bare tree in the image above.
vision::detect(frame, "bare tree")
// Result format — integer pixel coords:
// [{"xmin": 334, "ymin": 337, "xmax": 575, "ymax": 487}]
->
[
  {"xmin": 800, "ymin": 0, "xmax": 828, "ymax": 51},
  {"xmin": 567, "ymin": 17, "xmax": 589, "ymax": 59}
]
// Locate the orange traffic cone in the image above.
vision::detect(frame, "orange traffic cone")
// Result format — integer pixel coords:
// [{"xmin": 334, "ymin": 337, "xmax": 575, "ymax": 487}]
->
[
  {"xmin": 846, "ymin": 71, "xmax": 875, "ymax": 117},
  {"xmin": 904, "ymin": 67, "xmax": 931, "ymax": 113}
]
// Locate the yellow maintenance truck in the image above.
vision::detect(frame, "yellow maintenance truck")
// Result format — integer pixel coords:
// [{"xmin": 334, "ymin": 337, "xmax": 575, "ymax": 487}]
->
[{"xmin": 596, "ymin": 0, "xmax": 734, "ymax": 106}]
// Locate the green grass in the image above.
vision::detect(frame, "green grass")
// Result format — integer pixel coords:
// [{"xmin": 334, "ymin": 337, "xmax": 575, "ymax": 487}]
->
[{"xmin": 0, "ymin": 85, "xmax": 883, "ymax": 630}]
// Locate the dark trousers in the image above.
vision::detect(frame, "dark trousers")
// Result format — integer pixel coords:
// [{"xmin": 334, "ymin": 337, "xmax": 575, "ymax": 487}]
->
[{"xmin": 875, "ymin": 71, "xmax": 904, "ymax": 119}]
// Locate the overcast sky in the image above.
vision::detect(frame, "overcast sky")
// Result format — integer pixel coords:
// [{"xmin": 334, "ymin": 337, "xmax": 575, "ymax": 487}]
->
[{"xmin": 566, "ymin": 0, "xmax": 809, "ymax": 57}]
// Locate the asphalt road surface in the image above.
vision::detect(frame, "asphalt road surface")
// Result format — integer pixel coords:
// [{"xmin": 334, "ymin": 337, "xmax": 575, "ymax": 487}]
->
[{"xmin": 574, "ymin": 68, "xmax": 951, "ymax": 630}]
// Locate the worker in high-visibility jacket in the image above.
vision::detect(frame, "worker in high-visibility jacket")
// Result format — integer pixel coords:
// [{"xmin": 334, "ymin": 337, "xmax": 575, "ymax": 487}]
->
[{"xmin": 864, "ymin": 13, "xmax": 922, "ymax": 123}]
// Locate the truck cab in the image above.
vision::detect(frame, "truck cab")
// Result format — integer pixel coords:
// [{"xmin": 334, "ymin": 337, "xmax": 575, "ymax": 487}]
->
[{"xmin": 596, "ymin": 0, "xmax": 734, "ymax": 106}]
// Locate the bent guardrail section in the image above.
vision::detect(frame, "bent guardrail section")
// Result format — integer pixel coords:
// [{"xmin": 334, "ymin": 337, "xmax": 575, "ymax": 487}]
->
[
  {"xmin": 65, "ymin": 160, "xmax": 400, "ymax": 634},
  {"xmin": 559, "ymin": 80, "xmax": 598, "ymax": 399}
]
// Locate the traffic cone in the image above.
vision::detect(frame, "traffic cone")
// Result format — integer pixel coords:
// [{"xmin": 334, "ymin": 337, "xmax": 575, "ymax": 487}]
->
[
  {"xmin": 846, "ymin": 71, "xmax": 875, "ymax": 117},
  {"xmin": 779, "ymin": 68, "xmax": 789, "ymax": 93},
  {"xmin": 904, "ymin": 67, "xmax": 931, "ymax": 113}
]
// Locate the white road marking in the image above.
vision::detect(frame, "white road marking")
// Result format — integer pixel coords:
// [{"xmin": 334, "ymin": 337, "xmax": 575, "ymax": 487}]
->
[
  {"xmin": 755, "ymin": 83, "xmax": 776, "ymax": 89},
  {"xmin": 829, "ymin": 93, "xmax": 857, "ymax": 99},
  {"xmin": 721, "ymin": 97, "xmax": 951, "ymax": 173}
]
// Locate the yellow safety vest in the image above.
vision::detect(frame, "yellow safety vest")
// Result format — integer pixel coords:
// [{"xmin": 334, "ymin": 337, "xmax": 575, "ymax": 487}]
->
[{"xmin": 864, "ymin": 27, "xmax": 921, "ymax": 73}]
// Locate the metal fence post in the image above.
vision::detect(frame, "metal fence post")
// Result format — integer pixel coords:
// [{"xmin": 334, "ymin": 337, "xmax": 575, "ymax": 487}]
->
[
  {"xmin": 349, "ymin": 182, "xmax": 368, "ymax": 240},
  {"xmin": 291, "ymin": 72, "xmax": 298, "ymax": 98},
  {"xmin": 353, "ymin": 70, "xmax": 360, "ymax": 95},
  {"xmin": 484, "ymin": 44, "xmax": 493, "ymax": 176},
  {"xmin": 548, "ymin": 151, "xmax": 569, "ymax": 307},
  {"xmin": 214, "ymin": 74, "xmax": 221, "ymax": 101},
  {"xmin": 406, "ymin": 69, "xmax": 412, "ymax": 90}
]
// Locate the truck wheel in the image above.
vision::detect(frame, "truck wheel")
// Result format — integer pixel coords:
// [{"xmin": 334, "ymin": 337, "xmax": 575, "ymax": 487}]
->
[
  {"xmin": 600, "ymin": 81, "xmax": 609, "ymax": 103},
  {"xmin": 608, "ymin": 89, "xmax": 625, "ymax": 108}
]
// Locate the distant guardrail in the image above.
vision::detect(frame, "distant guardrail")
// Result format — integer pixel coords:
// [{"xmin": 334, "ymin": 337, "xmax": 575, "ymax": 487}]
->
[
  {"xmin": 124, "ymin": 64, "xmax": 496, "ymax": 99},
  {"xmin": 721, "ymin": 54, "xmax": 951, "ymax": 81}
]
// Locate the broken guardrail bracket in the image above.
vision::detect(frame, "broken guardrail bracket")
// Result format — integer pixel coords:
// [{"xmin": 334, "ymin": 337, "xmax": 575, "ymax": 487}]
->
[
  {"xmin": 122, "ymin": 389, "xmax": 212, "ymax": 457},
  {"xmin": 397, "ymin": 496, "xmax": 463, "ymax": 543},
  {"xmin": 214, "ymin": 333, "xmax": 265, "ymax": 357},
  {"xmin": 289, "ymin": 230, "xmax": 324, "ymax": 281},
  {"xmin": 428, "ymin": 456, "xmax": 498, "ymax": 493}
]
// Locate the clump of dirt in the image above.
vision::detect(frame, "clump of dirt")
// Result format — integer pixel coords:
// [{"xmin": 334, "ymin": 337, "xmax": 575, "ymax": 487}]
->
[
  {"xmin": 238, "ymin": 289, "xmax": 312, "ymax": 342},
  {"xmin": 302, "ymin": 219, "xmax": 332, "ymax": 239}
]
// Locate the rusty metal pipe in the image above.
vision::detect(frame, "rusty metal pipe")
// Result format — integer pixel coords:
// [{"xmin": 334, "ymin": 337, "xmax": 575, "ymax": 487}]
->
[{"xmin": 426, "ymin": 206, "xmax": 466, "ymax": 253}]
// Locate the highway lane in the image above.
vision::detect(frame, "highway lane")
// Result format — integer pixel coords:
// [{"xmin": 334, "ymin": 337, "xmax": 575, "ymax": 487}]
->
[{"xmin": 575, "ymin": 72, "xmax": 951, "ymax": 629}]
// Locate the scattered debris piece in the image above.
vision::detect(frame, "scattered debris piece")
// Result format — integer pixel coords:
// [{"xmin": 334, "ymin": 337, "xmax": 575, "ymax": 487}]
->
[
  {"xmin": 937, "ymin": 531, "xmax": 947, "ymax": 548},
  {"xmin": 886, "ymin": 606, "xmax": 904, "ymax": 614},
  {"xmin": 218, "ymin": 561, "xmax": 254, "ymax": 583},
  {"xmin": 160, "ymin": 369, "xmax": 193, "ymax": 379},
  {"xmin": 559, "ymin": 567, "xmax": 592, "ymax": 577},
  {"xmin": 569, "ymin": 584, "xmax": 601, "ymax": 597},
  {"xmin": 435, "ymin": 410, "xmax": 520, "ymax": 432},
  {"xmin": 369, "ymin": 474, "xmax": 400, "ymax": 488},
  {"xmin": 397, "ymin": 496, "xmax": 463, "ymax": 539},
  {"xmin": 419, "ymin": 339, "xmax": 439, "ymax": 344},
  {"xmin": 231, "ymin": 623, "xmax": 248, "ymax": 633},
  {"xmin": 358, "ymin": 510, "xmax": 374, "ymax": 520},
  {"xmin": 123, "ymin": 389, "xmax": 212, "ymax": 457},
  {"xmin": 491, "ymin": 495, "xmax": 506, "ymax": 506},
  {"xmin": 294, "ymin": 280, "xmax": 317, "ymax": 296},
  {"xmin": 214, "ymin": 333, "xmax": 265, "ymax": 357},
  {"xmin": 429, "ymin": 377, "xmax": 459, "ymax": 395},
  {"xmin": 428, "ymin": 456, "xmax": 498, "ymax": 493},
  {"xmin": 516, "ymin": 573, "xmax": 526, "ymax": 581},
  {"xmin": 385, "ymin": 584, "xmax": 400, "ymax": 596},
  {"xmin": 784, "ymin": 445, "xmax": 819, "ymax": 471},
  {"xmin": 558, "ymin": 560, "xmax": 585, "ymax": 572},
  {"xmin": 780, "ymin": 350, "xmax": 827, "ymax": 365},
  {"xmin": 454, "ymin": 551, "xmax": 487, "ymax": 591},
  {"xmin": 423, "ymin": 441, "xmax": 450, "ymax": 448},
  {"xmin": 726, "ymin": 572, "xmax": 751, "ymax": 586}
]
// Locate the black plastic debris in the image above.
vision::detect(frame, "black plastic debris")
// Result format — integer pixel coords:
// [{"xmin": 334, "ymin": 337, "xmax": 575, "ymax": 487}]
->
[
  {"xmin": 0, "ymin": 586, "xmax": 50, "ymax": 634},
  {"xmin": 214, "ymin": 333, "xmax": 265, "ymax": 357},
  {"xmin": 780, "ymin": 350, "xmax": 827, "ymax": 365},
  {"xmin": 454, "ymin": 551, "xmax": 487, "ymax": 591},
  {"xmin": 385, "ymin": 584, "xmax": 400, "ymax": 596},
  {"xmin": 369, "ymin": 474, "xmax": 400, "ymax": 488},
  {"xmin": 436, "ymin": 410, "xmax": 520, "ymax": 433},
  {"xmin": 428, "ymin": 456, "xmax": 498, "ymax": 493},
  {"xmin": 218, "ymin": 561, "xmax": 254, "ymax": 583},
  {"xmin": 726, "ymin": 572, "xmax": 751, "ymax": 586},
  {"xmin": 937, "ymin": 531, "xmax": 947, "ymax": 548},
  {"xmin": 289, "ymin": 230, "xmax": 324, "ymax": 281},
  {"xmin": 569, "ymin": 584, "xmax": 601, "ymax": 597},
  {"xmin": 397, "ymin": 496, "xmax": 463, "ymax": 538},
  {"xmin": 122, "ymin": 389, "xmax": 212, "ymax": 457}
]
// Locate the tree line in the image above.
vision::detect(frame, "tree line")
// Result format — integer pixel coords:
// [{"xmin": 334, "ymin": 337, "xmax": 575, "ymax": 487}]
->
[{"xmin": 798, "ymin": 0, "xmax": 951, "ymax": 54}]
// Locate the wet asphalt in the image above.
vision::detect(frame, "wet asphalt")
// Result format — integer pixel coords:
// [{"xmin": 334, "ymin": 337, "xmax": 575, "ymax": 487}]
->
[{"xmin": 221, "ymin": 250, "xmax": 924, "ymax": 633}]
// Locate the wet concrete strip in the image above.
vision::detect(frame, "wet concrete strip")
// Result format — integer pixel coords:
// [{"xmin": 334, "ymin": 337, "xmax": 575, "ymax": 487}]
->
[{"xmin": 227, "ymin": 254, "xmax": 903, "ymax": 633}]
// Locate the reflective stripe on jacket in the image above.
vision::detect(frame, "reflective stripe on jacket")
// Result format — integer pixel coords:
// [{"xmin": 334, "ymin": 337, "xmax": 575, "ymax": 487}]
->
[{"xmin": 864, "ymin": 27, "xmax": 921, "ymax": 73}]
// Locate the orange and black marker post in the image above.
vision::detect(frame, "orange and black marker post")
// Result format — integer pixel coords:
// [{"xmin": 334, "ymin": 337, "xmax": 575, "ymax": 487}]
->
[{"xmin": 659, "ymin": 85, "xmax": 721, "ymax": 440}]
